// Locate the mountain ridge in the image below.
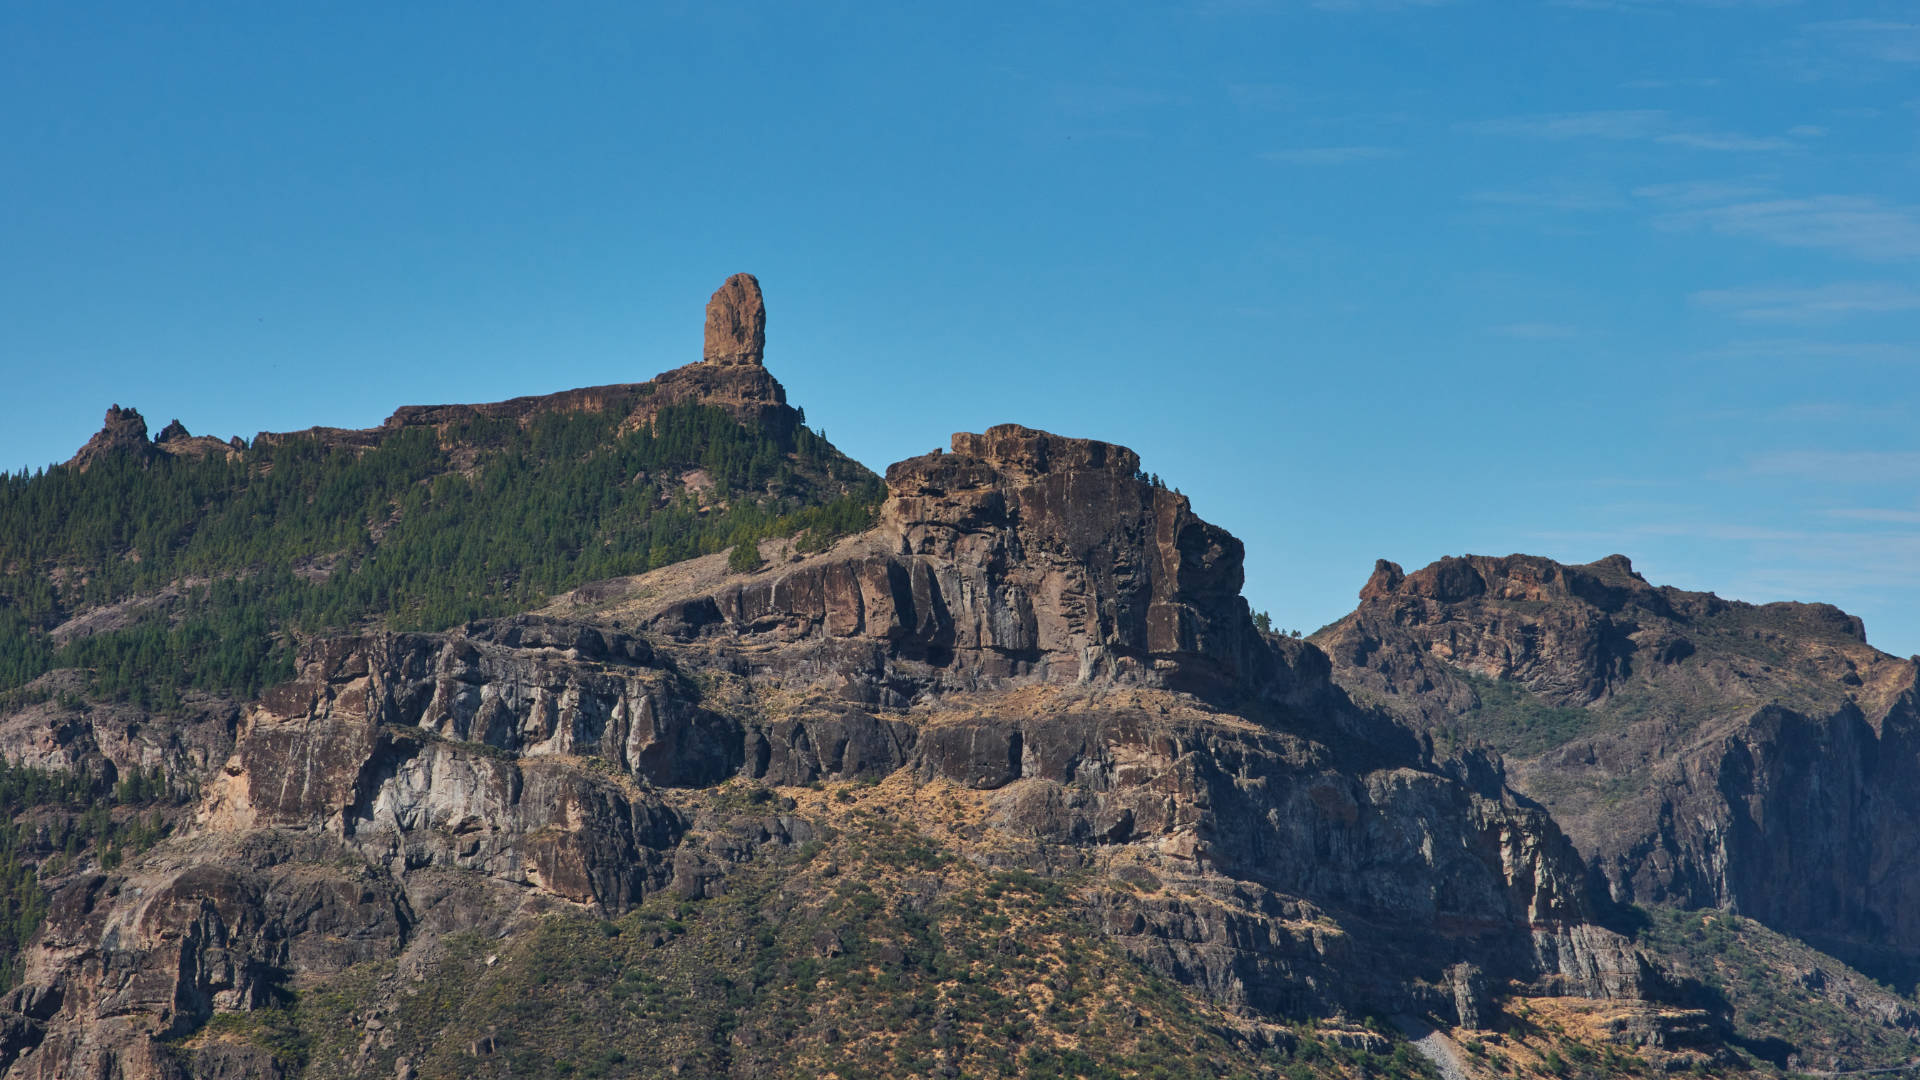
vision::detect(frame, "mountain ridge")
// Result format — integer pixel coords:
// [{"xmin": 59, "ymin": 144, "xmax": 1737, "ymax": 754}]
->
[
  {"xmin": 0, "ymin": 276, "xmax": 1914, "ymax": 1078},
  {"xmin": 1316, "ymin": 550, "xmax": 1920, "ymax": 992}
]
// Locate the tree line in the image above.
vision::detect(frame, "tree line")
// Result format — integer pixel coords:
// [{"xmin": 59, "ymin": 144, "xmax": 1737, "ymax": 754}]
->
[{"xmin": 0, "ymin": 401, "xmax": 882, "ymax": 706}]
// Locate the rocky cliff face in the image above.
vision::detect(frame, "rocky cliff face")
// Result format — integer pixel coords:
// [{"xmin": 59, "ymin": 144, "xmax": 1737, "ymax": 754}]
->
[
  {"xmin": 1316, "ymin": 553, "xmax": 1920, "ymax": 987},
  {"xmin": 648, "ymin": 424, "xmax": 1272, "ymax": 698},
  {"xmin": 0, "ymin": 433, "xmax": 1675, "ymax": 1079}
]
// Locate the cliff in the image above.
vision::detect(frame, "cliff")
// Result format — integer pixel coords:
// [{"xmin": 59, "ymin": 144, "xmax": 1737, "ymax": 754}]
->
[
  {"xmin": 0, "ymin": 430, "xmax": 1676, "ymax": 1079},
  {"xmin": 6, "ymin": 279, "xmax": 1918, "ymax": 1078},
  {"xmin": 1316, "ymin": 553, "xmax": 1920, "ymax": 988}
]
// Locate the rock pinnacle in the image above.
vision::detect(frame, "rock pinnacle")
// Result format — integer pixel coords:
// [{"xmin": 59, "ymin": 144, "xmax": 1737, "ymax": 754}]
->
[{"xmin": 703, "ymin": 273, "xmax": 766, "ymax": 366}]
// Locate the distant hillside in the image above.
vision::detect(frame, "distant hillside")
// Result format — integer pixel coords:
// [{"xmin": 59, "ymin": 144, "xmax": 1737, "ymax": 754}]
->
[{"xmin": 1315, "ymin": 553, "xmax": 1920, "ymax": 990}]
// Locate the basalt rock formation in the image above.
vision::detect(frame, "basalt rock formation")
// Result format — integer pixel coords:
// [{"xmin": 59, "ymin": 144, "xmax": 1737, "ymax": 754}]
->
[
  {"xmin": 702, "ymin": 272, "xmax": 766, "ymax": 366},
  {"xmin": 1316, "ymin": 553, "xmax": 1920, "ymax": 988},
  {"xmin": 0, "ymin": 429, "xmax": 1681, "ymax": 1079}
]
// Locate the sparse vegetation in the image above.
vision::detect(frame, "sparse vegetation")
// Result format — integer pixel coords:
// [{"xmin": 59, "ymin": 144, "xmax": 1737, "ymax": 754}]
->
[
  {"xmin": 0, "ymin": 760, "xmax": 185, "ymax": 988},
  {"xmin": 188, "ymin": 807, "xmax": 1438, "ymax": 1080},
  {"xmin": 1633, "ymin": 906, "xmax": 1920, "ymax": 1072},
  {"xmin": 1449, "ymin": 671, "xmax": 1606, "ymax": 757}
]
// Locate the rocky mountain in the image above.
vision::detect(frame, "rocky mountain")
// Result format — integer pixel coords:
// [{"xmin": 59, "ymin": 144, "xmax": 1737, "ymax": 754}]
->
[
  {"xmin": 1315, "ymin": 553, "xmax": 1920, "ymax": 991},
  {"xmin": 0, "ymin": 277, "xmax": 1914, "ymax": 1079}
]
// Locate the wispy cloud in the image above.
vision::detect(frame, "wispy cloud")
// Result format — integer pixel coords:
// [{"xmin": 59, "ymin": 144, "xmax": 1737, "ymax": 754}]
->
[
  {"xmin": 1052, "ymin": 84, "xmax": 1174, "ymax": 116},
  {"xmin": 1308, "ymin": 0, "xmax": 1454, "ymax": 9},
  {"xmin": 1825, "ymin": 507, "xmax": 1920, "ymax": 524},
  {"xmin": 1463, "ymin": 110, "xmax": 1667, "ymax": 139},
  {"xmin": 1748, "ymin": 449, "xmax": 1920, "ymax": 482},
  {"xmin": 1655, "ymin": 131, "xmax": 1795, "ymax": 151},
  {"xmin": 1804, "ymin": 20, "xmax": 1920, "ymax": 66},
  {"xmin": 1699, "ymin": 400, "xmax": 1912, "ymax": 425},
  {"xmin": 1261, "ymin": 146, "xmax": 1400, "ymax": 164},
  {"xmin": 1660, "ymin": 195, "xmax": 1920, "ymax": 260},
  {"xmin": 1709, "ymin": 339, "xmax": 1920, "ymax": 365},
  {"xmin": 1467, "ymin": 110, "xmax": 1805, "ymax": 153},
  {"xmin": 1469, "ymin": 186, "xmax": 1624, "ymax": 211},
  {"xmin": 1490, "ymin": 322, "xmax": 1580, "ymax": 340},
  {"xmin": 1632, "ymin": 180, "xmax": 1773, "ymax": 205},
  {"xmin": 1228, "ymin": 83, "xmax": 1295, "ymax": 110},
  {"xmin": 1691, "ymin": 282, "xmax": 1920, "ymax": 322},
  {"xmin": 1621, "ymin": 76, "xmax": 1724, "ymax": 89},
  {"xmin": 1195, "ymin": 0, "xmax": 1453, "ymax": 11},
  {"xmin": 1569, "ymin": 0, "xmax": 1799, "ymax": 7}
]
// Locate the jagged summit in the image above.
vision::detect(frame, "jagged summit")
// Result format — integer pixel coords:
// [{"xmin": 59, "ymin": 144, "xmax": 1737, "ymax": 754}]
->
[
  {"xmin": 65, "ymin": 406, "xmax": 238, "ymax": 470},
  {"xmin": 1342, "ymin": 551, "xmax": 1869, "ymax": 658},
  {"xmin": 638, "ymin": 422, "xmax": 1269, "ymax": 698},
  {"xmin": 65, "ymin": 404, "xmax": 154, "ymax": 471},
  {"xmin": 1359, "ymin": 552, "xmax": 1647, "ymax": 604},
  {"xmin": 285, "ymin": 272, "xmax": 787, "ymax": 446},
  {"xmin": 1316, "ymin": 549, "xmax": 1920, "ymax": 989},
  {"xmin": 702, "ymin": 271, "xmax": 766, "ymax": 366},
  {"xmin": 54, "ymin": 274, "xmax": 795, "ymax": 458}
]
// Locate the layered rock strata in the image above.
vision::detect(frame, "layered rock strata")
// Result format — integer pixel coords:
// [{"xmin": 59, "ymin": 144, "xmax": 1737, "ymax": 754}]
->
[
  {"xmin": 1317, "ymin": 553, "xmax": 1920, "ymax": 984},
  {"xmin": 0, "ymin": 431, "xmax": 1672, "ymax": 1078}
]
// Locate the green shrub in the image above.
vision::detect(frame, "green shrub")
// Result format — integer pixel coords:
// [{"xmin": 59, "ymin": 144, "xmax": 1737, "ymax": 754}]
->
[{"xmin": 727, "ymin": 540, "xmax": 764, "ymax": 573}]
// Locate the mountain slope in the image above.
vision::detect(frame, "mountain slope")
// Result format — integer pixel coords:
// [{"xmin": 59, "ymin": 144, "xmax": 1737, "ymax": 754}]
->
[
  {"xmin": 0, "ymin": 275, "xmax": 878, "ymax": 782},
  {"xmin": 1314, "ymin": 553, "xmax": 1920, "ymax": 990},
  {"xmin": 0, "ymin": 420, "xmax": 1687, "ymax": 1079},
  {"xmin": 1, "ymin": 278, "xmax": 1917, "ymax": 1078}
]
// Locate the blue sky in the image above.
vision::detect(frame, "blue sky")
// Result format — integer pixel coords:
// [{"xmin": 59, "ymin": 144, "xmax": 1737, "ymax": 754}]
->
[{"xmin": 4, "ymin": 2, "xmax": 1918, "ymax": 654}]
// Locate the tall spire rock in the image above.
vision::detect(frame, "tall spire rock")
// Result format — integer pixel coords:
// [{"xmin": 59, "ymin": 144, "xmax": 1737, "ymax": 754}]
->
[{"xmin": 702, "ymin": 272, "xmax": 766, "ymax": 366}]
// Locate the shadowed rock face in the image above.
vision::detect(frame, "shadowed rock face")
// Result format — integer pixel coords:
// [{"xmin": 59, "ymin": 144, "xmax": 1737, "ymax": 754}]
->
[
  {"xmin": 702, "ymin": 272, "xmax": 766, "ymax": 366},
  {"xmin": 1318, "ymin": 551, "xmax": 1920, "ymax": 987}
]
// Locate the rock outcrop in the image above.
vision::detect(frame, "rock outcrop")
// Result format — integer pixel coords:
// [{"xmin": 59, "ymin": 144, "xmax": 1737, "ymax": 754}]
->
[
  {"xmin": 1317, "ymin": 552, "xmax": 1920, "ymax": 987},
  {"xmin": 246, "ymin": 273, "xmax": 791, "ymax": 454},
  {"xmin": 648, "ymin": 424, "xmax": 1278, "ymax": 700},
  {"xmin": 150, "ymin": 419, "xmax": 240, "ymax": 462},
  {"xmin": 702, "ymin": 272, "xmax": 766, "ymax": 366},
  {"xmin": 65, "ymin": 404, "xmax": 156, "ymax": 471}
]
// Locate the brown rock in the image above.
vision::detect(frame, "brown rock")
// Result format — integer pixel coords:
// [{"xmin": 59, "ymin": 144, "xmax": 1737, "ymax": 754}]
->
[
  {"xmin": 1316, "ymin": 550, "xmax": 1920, "ymax": 989},
  {"xmin": 703, "ymin": 272, "xmax": 766, "ymax": 366},
  {"xmin": 66, "ymin": 404, "xmax": 155, "ymax": 471}
]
